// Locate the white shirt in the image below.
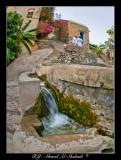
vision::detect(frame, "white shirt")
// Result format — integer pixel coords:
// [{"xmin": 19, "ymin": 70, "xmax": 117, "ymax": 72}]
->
[
  {"xmin": 77, "ymin": 38, "xmax": 83, "ymax": 47},
  {"xmin": 72, "ymin": 37, "xmax": 77, "ymax": 46}
]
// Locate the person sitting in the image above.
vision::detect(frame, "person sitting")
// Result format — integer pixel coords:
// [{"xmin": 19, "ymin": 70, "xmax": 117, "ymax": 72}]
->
[
  {"xmin": 77, "ymin": 35, "xmax": 83, "ymax": 47},
  {"xmin": 72, "ymin": 35, "xmax": 77, "ymax": 46}
]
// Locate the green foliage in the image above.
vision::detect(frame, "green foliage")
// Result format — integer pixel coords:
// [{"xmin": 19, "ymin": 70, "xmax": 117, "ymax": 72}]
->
[
  {"xmin": 21, "ymin": 20, "xmax": 31, "ymax": 30},
  {"xmin": 7, "ymin": 11, "xmax": 36, "ymax": 65},
  {"xmin": 7, "ymin": 48, "xmax": 16, "ymax": 65},
  {"xmin": 89, "ymin": 26, "xmax": 114, "ymax": 56},
  {"xmin": 97, "ymin": 129, "xmax": 114, "ymax": 138},
  {"xmin": 32, "ymin": 93, "xmax": 42, "ymax": 116},
  {"xmin": 110, "ymin": 132, "xmax": 114, "ymax": 138},
  {"xmin": 106, "ymin": 26, "xmax": 114, "ymax": 37},
  {"xmin": 38, "ymin": 74, "xmax": 99, "ymax": 128},
  {"xmin": 89, "ymin": 43, "xmax": 104, "ymax": 56},
  {"xmin": 7, "ymin": 36, "xmax": 22, "ymax": 54},
  {"xmin": 7, "ymin": 11, "xmax": 23, "ymax": 37},
  {"xmin": 89, "ymin": 43, "xmax": 98, "ymax": 51},
  {"xmin": 101, "ymin": 148, "xmax": 114, "ymax": 153},
  {"xmin": 104, "ymin": 38, "xmax": 114, "ymax": 50},
  {"xmin": 27, "ymin": 28, "xmax": 37, "ymax": 32},
  {"xmin": 98, "ymin": 44, "xmax": 106, "ymax": 50},
  {"xmin": 21, "ymin": 40, "xmax": 32, "ymax": 53},
  {"xmin": 7, "ymin": 11, "xmax": 23, "ymax": 64},
  {"xmin": 54, "ymin": 27, "xmax": 59, "ymax": 35},
  {"xmin": 96, "ymin": 48, "xmax": 104, "ymax": 56}
]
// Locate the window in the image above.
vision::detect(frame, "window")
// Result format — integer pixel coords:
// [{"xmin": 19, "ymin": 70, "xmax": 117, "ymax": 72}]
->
[
  {"xmin": 80, "ymin": 32, "xmax": 85, "ymax": 44},
  {"xmin": 27, "ymin": 8, "xmax": 35, "ymax": 18}
]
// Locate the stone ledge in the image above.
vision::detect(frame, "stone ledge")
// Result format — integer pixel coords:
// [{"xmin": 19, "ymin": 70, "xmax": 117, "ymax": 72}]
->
[
  {"xmin": 18, "ymin": 72, "xmax": 41, "ymax": 117},
  {"xmin": 35, "ymin": 64, "xmax": 114, "ymax": 90},
  {"xmin": 13, "ymin": 123, "xmax": 114, "ymax": 153}
]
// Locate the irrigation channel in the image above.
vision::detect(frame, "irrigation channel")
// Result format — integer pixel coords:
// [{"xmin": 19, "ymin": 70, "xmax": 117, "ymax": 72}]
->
[{"xmin": 40, "ymin": 82, "xmax": 87, "ymax": 136}]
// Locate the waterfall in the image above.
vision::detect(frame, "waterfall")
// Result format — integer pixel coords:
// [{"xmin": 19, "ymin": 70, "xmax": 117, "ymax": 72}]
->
[
  {"xmin": 41, "ymin": 86, "xmax": 58, "ymax": 115},
  {"xmin": 40, "ymin": 82, "xmax": 87, "ymax": 136}
]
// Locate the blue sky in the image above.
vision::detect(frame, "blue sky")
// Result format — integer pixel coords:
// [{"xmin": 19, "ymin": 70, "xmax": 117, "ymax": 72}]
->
[{"xmin": 54, "ymin": 7, "xmax": 114, "ymax": 45}]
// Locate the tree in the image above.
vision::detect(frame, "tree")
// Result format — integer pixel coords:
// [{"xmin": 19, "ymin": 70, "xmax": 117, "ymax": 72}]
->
[
  {"xmin": 104, "ymin": 26, "xmax": 114, "ymax": 51},
  {"xmin": 7, "ymin": 11, "xmax": 36, "ymax": 65},
  {"xmin": 89, "ymin": 43, "xmax": 98, "ymax": 51},
  {"xmin": 104, "ymin": 39, "xmax": 114, "ymax": 50},
  {"xmin": 89, "ymin": 43, "xmax": 104, "ymax": 56},
  {"xmin": 106, "ymin": 26, "xmax": 114, "ymax": 39}
]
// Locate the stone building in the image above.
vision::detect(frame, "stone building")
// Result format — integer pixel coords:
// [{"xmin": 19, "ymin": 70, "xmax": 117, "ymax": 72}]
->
[
  {"xmin": 55, "ymin": 20, "xmax": 90, "ymax": 49},
  {"xmin": 7, "ymin": 6, "xmax": 42, "ymax": 54}
]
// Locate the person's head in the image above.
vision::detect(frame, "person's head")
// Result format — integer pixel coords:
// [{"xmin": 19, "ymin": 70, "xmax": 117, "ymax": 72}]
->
[
  {"xmin": 75, "ymin": 34, "xmax": 77, "ymax": 38},
  {"xmin": 79, "ymin": 35, "xmax": 81, "ymax": 38}
]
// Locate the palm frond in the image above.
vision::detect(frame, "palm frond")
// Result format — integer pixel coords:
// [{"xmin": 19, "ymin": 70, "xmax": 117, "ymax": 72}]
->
[
  {"xmin": 24, "ymin": 38, "xmax": 34, "ymax": 47},
  {"xmin": 21, "ymin": 40, "xmax": 32, "ymax": 54},
  {"xmin": 21, "ymin": 20, "xmax": 31, "ymax": 31},
  {"xmin": 27, "ymin": 28, "xmax": 37, "ymax": 32},
  {"xmin": 24, "ymin": 32, "xmax": 36, "ymax": 36},
  {"xmin": 22, "ymin": 35, "xmax": 35, "ymax": 39}
]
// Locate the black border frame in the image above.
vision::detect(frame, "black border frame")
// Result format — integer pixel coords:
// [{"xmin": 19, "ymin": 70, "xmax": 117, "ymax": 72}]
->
[{"xmin": 0, "ymin": 0, "xmax": 120, "ymax": 159}]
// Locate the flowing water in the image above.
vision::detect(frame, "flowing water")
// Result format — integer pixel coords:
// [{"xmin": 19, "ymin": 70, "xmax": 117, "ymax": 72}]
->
[{"xmin": 40, "ymin": 82, "xmax": 87, "ymax": 136}]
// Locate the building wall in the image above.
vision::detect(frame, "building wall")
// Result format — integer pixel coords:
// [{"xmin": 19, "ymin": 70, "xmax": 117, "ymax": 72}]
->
[
  {"xmin": 7, "ymin": 7, "xmax": 42, "ymax": 29},
  {"xmin": 55, "ymin": 20, "xmax": 89, "ymax": 49},
  {"xmin": 68, "ymin": 21, "xmax": 89, "ymax": 49},
  {"xmin": 7, "ymin": 7, "xmax": 42, "ymax": 54}
]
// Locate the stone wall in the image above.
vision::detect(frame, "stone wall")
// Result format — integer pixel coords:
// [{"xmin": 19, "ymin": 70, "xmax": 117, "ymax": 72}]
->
[
  {"xmin": 55, "ymin": 22, "xmax": 69, "ymax": 43},
  {"xmin": 35, "ymin": 64, "xmax": 114, "ymax": 134},
  {"xmin": 55, "ymin": 20, "xmax": 89, "ymax": 49},
  {"xmin": 44, "ymin": 44, "xmax": 108, "ymax": 67},
  {"xmin": 68, "ymin": 21, "xmax": 89, "ymax": 49}
]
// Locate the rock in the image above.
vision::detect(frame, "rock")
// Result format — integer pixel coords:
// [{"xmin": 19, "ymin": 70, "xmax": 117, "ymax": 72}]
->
[
  {"xmin": 13, "ymin": 124, "xmax": 114, "ymax": 153},
  {"xmin": 35, "ymin": 64, "xmax": 114, "ymax": 89},
  {"xmin": 57, "ymin": 80, "xmax": 66, "ymax": 93},
  {"xmin": 104, "ymin": 114, "xmax": 114, "ymax": 120},
  {"xmin": 7, "ymin": 48, "xmax": 53, "ymax": 82},
  {"xmin": 18, "ymin": 72, "xmax": 41, "ymax": 117},
  {"xmin": 48, "ymin": 32, "xmax": 56, "ymax": 40},
  {"xmin": 7, "ymin": 112, "xmax": 21, "ymax": 130},
  {"xmin": 7, "ymin": 132, "xmax": 14, "ymax": 153},
  {"xmin": 87, "ymin": 128, "xmax": 98, "ymax": 135},
  {"xmin": 49, "ymin": 44, "xmax": 107, "ymax": 66}
]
